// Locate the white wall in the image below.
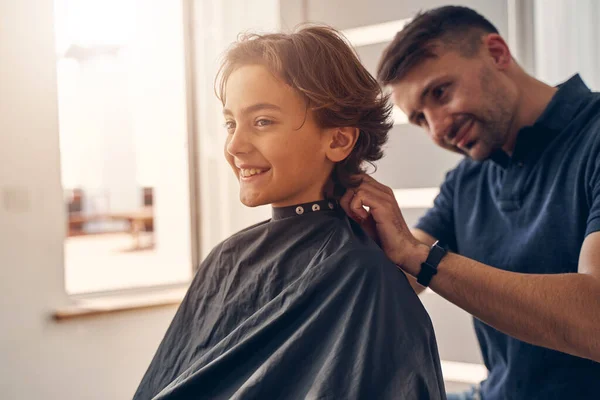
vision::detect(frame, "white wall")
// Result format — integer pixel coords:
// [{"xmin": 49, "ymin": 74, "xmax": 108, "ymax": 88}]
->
[
  {"xmin": 534, "ymin": 0, "xmax": 600, "ymax": 90},
  {"xmin": 0, "ymin": 1, "xmax": 177, "ymax": 398}
]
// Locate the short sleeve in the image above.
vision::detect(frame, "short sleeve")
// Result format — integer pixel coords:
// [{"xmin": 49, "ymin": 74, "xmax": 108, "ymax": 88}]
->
[
  {"xmin": 414, "ymin": 167, "xmax": 459, "ymax": 252},
  {"xmin": 586, "ymin": 136, "xmax": 600, "ymax": 237}
]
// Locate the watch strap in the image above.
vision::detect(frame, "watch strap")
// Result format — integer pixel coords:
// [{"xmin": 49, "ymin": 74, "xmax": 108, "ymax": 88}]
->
[{"xmin": 416, "ymin": 240, "xmax": 447, "ymax": 287}]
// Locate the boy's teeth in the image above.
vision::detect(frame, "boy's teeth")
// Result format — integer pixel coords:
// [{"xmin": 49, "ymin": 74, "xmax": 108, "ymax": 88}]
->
[{"xmin": 241, "ymin": 168, "xmax": 265, "ymax": 177}]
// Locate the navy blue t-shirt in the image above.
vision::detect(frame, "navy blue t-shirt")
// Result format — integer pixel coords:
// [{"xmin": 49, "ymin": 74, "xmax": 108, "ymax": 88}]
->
[{"xmin": 416, "ymin": 74, "xmax": 600, "ymax": 400}]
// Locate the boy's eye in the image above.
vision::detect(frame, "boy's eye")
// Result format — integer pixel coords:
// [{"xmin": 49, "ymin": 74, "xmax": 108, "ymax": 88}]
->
[
  {"xmin": 256, "ymin": 119, "xmax": 273, "ymax": 127},
  {"xmin": 224, "ymin": 121, "xmax": 236, "ymax": 131}
]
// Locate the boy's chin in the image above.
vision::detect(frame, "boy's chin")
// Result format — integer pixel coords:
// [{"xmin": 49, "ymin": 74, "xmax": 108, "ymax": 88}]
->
[{"xmin": 239, "ymin": 192, "xmax": 269, "ymax": 208}]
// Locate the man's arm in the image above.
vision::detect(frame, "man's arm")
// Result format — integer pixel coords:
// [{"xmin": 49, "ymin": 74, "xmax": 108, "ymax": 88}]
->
[
  {"xmin": 341, "ymin": 175, "xmax": 600, "ymax": 363},
  {"xmin": 403, "ymin": 232, "xmax": 600, "ymax": 362}
]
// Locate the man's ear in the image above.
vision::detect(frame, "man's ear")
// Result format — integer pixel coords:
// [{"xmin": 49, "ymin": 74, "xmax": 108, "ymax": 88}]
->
[
  {"xmin": 483, "ymin": 33, "xmax": 512, "ymax": 70},
  {"xmin": 325, "ymin": 127, "xmax": 359, "ymax": 162}
]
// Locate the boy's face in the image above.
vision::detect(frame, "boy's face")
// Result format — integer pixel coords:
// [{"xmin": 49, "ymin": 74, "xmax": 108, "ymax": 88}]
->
[
  {"xmin": 223, "ymin": 64, "xmax": 334, "ymax": 208},
  {"xmin": 391, "ymin": 49, "xmax": 516, "ymax": 161}
]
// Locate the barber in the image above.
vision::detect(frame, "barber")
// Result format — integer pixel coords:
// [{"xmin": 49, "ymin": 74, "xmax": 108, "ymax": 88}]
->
[{"xmin": 341, "ymin": 6, "xmax": 600, "ymax": 400}]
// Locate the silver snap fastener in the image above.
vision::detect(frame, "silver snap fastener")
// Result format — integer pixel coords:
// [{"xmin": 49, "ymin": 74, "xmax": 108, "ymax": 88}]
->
[
  {"xmin": 328, "ymin": 202, "xmax": 334, "ymax": 209},
  {"xmin": 312, "ymin": 204, "xmax": 320, "ymax": 211},
  {"xmin": 296, "ymin": 206, "xmax": 304, "ymax": 215}
]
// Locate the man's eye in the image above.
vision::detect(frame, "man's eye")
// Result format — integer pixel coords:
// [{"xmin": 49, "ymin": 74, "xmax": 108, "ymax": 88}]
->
[
  {"xmin": 256, "ymin": 119, "xmax": 273, "ymax": 127},
  {"xmin": 432, "ymin": 84, "xmax": 449, "ymax": 100}
]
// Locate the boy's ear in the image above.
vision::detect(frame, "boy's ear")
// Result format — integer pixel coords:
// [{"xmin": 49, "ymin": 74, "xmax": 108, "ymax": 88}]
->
[{"xmin": 325, "ymin": 127, "xmax": 359, "ymax": 162}]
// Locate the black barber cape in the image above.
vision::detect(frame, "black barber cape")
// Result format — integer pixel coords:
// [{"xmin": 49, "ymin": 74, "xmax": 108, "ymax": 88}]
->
[{"xmin": 134, "ymin": 200, "xmax": 446, "ymax": 400}]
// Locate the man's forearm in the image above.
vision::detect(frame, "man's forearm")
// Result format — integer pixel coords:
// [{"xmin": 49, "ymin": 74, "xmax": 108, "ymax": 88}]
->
[{"xmin": 403, "ymin": 245, "xmax": 600, "ymax": 362}]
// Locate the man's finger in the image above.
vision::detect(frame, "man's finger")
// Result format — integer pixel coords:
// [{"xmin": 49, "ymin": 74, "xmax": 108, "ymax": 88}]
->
[
  {"xmin": 352, "ymin": 174, "xmax": 396, "ymax": 198},
  {"xmin": 339, "ymin": 188, "xmax": 358, "ymax": 218},
  {"xmin": 340, "ymin": 174, "xmax": 401, "ymax": 225},
  {"xmin": 348, "ymin": 191, "xmax": 369, "ymax": 220},
  {"xmin": 349, "ymin": 187, "xmax": 389, "ymax": 221},
  {"xmin": 340, "ymin": 187, "xmax": 372, "ymax": 222}
]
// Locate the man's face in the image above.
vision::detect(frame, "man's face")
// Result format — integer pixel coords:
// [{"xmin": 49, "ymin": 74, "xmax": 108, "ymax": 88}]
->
[{"xmin": 391, "ymin": 50, "xmax": 516, "ymax": 161}]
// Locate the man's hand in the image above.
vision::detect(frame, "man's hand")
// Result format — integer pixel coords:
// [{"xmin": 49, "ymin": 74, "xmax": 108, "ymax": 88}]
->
[{"xmin": 339, "ymin": 174, "xmax": 424, "ymax": 273}]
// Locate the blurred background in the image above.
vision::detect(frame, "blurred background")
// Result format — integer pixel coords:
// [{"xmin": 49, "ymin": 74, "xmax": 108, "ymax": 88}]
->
[{"xmin": 1, "ymin": 0, "xmax": 599, "ymax": 398}]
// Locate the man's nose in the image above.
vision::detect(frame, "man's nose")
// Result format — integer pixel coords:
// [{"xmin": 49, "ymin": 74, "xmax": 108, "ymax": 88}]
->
[{"xmin": 425, "ymin": 110, "xmax": 451, "ymax": 143}]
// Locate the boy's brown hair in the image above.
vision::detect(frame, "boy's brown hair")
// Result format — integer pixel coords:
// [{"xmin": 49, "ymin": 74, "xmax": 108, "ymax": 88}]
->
[{"xmin": 216, "ymin": 25, "xmax": 393, "ymax": 190}]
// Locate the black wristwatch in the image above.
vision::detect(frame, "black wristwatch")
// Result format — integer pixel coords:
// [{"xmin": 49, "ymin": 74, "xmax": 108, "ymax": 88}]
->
[{"xmin": 416, "ymin": 240, "xmax": 447, "ymax": 287}]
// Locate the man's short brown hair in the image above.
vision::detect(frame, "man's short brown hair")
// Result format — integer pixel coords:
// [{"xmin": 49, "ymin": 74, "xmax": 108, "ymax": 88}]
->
[
  {"xmin": 216, "ymin": 25, "xmax": 393, "ymax": 190},
  {"xmin": 377, "ymin": 6, "xmax": 499, "ymax": 85}
]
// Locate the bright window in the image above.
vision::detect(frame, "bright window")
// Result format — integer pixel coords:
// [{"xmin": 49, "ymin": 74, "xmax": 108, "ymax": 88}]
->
[{"xmin": 54, "ymin": 0, "xmax": 195, "ymax": 294}]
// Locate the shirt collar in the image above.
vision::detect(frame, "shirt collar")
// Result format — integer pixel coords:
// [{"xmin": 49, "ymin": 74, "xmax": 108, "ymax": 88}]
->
[
  {"xmin": 534, "ymin": 74, "xmax": 591, "ymax": 131},
  {"xmin": 271, "ymin": 199, "xmax": 340, "ymax": 221},
  {"xmin": 491, "ymin": 74, "xmax": 592, "ymax": 168}
]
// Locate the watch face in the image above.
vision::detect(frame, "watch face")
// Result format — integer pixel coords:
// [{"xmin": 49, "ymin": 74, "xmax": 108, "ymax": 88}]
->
[
  {"xmin": 436, "ymin": 241, "xmax": 449, "ymax": 251},
  {"xmin": 428, "ymin": 243, "xmax": 447, "ymax": 264}
]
